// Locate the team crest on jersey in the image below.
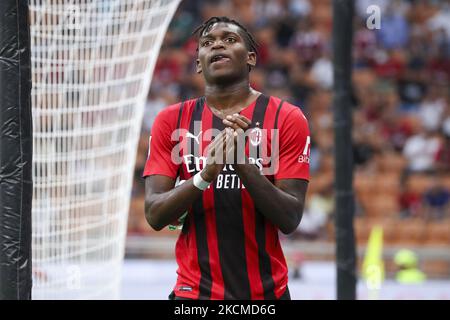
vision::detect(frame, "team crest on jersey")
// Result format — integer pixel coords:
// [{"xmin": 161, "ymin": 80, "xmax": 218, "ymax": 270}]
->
[{"xmin": 249, "ymin": 123, "xmax": 262, "ymax": 147}]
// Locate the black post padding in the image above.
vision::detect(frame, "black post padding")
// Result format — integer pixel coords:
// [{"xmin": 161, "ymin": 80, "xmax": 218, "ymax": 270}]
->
[
  {"xmin": 0, "ymin": 0, "xmax": 33, "ymax": 300},
  {"xmin": 332, "ymin": 0, "xmax": 357, "ymax": 300}
]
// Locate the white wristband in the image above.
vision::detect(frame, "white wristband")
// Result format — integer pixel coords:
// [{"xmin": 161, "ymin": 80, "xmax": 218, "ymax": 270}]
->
[{"xmin": 193, "ymin": 170, "xmax": 212, "ymax": 191}]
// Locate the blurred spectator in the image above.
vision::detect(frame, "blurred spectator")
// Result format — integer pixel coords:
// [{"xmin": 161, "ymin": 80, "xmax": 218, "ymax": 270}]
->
[
  {"xmin": 254, "ymin": 0, "xmax": 289, "ymax": 24},
  {"xmin": 397, "ymin": 65, "xmax": 427, "ymax": 112},
  {"xmin": 372, "ymin": 49, "xmax": 406, "ymax": 79},
  {"xmin": 435, "ymin": 131, "xmax": 450, "ymax": 172},
  {"xmin": 289, "ymin": 0, "xmax": 311, "ymax": 18},
  {"xmin": 353, "ymin": 109, "xmax": 379, "ymax": 168},
  {"xmin": 310, "ymin": 50, "xmax": 333, "ymax": 89},
  {"xmin": 427, "ymin": 2, "xmax": 450, "ymax": 39},
  {"xmin": 354, "ymin": 20, "xmax": 377, "ymax": 68},
  {"xmin": 142, "ymin": 89, "xmax": 168, "ymax": 133},
  {"xmin": 381, "ymin": 114, "xmax": 415, "ymax": 152},
  {"xmin": 353, "ymin": 142, "xmax": 376, "ymax": 168},
  {"xmin": 418, "ymin": 84, "xmax": 447, "ymax": 132},
  {"xmin": 295, "ymin": 184, "xmax": 334, "ymax": 240},
  {"xmin": 402, "ymin": 125, "xmax": 441, "ymax": 174},
  {"xmin": 289, "ymin": 17, "xmax": 324, "ymax": 66},
  {"xmin": 428, "ymin": 47, "xmax": 450, "ymax": 82},
  {"xmin": 423, "ymin": 177, "xmax": 450, "ymax": 220},
  {"xmin": 399, "ymin": 183, "xmax": 423, "ymax": 219},
  {"xmin": 377, "ymin": 2, "xmax": 410, "ymax": 49},
  {"xmin": 132, "ymin": 0, "xmax": 450, "ymax": 240}
]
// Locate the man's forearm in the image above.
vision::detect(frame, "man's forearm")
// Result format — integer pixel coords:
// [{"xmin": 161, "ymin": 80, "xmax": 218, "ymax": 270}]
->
[
  {"xmin": 146, "ymin": 130, "xmax": 228, "ymax": 231},
  {"xmin": 145, "ymin": 178, "xmax": 203, "ymax": 231},
  {"xmin": 234, "ymin": 163, "xmax": 303, "ymax": 234}
]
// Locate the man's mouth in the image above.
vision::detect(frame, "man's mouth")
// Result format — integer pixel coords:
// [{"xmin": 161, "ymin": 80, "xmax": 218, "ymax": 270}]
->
[{"xmin": 210, "ymin": 54, "xmax": 231, "ymax": 64}]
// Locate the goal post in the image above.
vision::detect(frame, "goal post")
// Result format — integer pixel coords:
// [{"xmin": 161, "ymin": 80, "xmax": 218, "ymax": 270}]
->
[
  {"xmin": 0, "ymin": 0, "xmax": 33, "ymax": 300},
  {"xmin": 29, "ymin": 0, "xmax": 181, "ymax": 299}
]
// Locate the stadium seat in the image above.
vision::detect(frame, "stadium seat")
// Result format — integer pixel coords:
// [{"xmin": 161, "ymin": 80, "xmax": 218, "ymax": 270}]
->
[
  {"xmin": 392, "ymin": 219, "xmax": 427, "ymax": 245},
  {"xmin": 374, "ymin": 172, "xmax": 401, "ymax": 195},
  {"xmin": 407, "ymin": 175, "xmax": 433, "ymax": 194},
  {"xmin": 366, "ymin": 194, "xmax": 399, "ymax": 218},
  {"xmin": 379, "ymin": 152, "xmax": 406, "ymax": 173},
  {"xmin": 424, "ymin": 221, "xmax": 450, "ymax": 246},
  {"xmin": 441, "ymin": 175, "xmax": 450, "ymax": 190},
  {"xmin": 422, "ymin": 261, "xmax": 450, "ymax": 278}
]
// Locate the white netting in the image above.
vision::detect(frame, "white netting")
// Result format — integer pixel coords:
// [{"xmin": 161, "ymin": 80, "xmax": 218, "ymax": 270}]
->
[{"xmin": 30, "ymin": 0, "xmax": 180, "ymax": 299}]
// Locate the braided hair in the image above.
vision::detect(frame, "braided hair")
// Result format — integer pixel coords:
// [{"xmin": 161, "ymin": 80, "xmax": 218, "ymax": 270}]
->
[{"xmin": 192, "ymin": 16, "xmax": 259, "ymax": 56}]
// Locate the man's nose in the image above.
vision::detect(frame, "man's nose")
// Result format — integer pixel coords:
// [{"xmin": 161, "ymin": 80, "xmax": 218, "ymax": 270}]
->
[{"xmin": 211, "ymin": 40, "xmax": 225, "ymax": 49}]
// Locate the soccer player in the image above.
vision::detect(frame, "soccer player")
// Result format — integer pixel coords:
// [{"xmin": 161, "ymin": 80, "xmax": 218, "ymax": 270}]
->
[{"xmin": 143, "ymin": 16, "xmax": 310, "ymax": 300}]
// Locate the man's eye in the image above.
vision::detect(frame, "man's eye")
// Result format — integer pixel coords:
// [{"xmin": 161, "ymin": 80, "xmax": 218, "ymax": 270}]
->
[
  {"xmin": 202, "ymin": 40, "xmax": 212, "ymax": 47},
  {"xmin": 225, "ymin": 37, "xmax": 236, "ymax": 43}
]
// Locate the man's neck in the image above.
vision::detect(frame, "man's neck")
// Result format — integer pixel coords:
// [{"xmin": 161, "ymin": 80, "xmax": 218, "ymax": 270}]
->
[{"xmin": 204, "ymin": 79, "xmax": 255, "ymax": 111}]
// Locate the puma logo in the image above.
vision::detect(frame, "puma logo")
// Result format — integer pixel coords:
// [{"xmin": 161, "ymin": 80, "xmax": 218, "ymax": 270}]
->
[{"xmin": 186, "ymin": 131, "xmax": 202, "ymax": 144}]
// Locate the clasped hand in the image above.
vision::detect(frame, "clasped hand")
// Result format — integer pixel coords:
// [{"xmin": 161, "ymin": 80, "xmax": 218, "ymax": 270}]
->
[{"xmin": 201, "ymin": 114, "xmax": 251, "ymax": 182}]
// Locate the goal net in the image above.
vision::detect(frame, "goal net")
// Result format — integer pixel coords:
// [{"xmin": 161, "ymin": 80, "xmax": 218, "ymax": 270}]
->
[{"xmin": 30, "ymin": 0, "xmax": 180, "ymax": 299}]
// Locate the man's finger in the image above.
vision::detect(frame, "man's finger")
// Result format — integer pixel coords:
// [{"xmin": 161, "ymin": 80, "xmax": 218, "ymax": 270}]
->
[
  {"xmin": 214, "ymin": 128, "xmax": 233, "ymax": 152},
  {"xmin": 213, "ymin": 129, "xmax": 232, "ymax": 164},
  {"xmin": 232, "ymin": 117, "xmax": 250, "ymax": 129},
  {"xmin": 233, "ymin": 113, "xmax": 251, "ymax": 125},
  {"xmin": 223, "ymin": 131, "xmax": 235, "ymax": 164},
  {"xmin": 206, "ymin": 129, "xmax": 227, "ymax": 158},
  {"xmin": 222, "ymin": 118, "xmax": 241, "ymax": 130},
  {"xmin": 209, "ymin": 129, "xmax": 228, "ymax": 149},
  {"xmin": 223, "ymin": 115, "xmax": 250, "ymax": 130}
]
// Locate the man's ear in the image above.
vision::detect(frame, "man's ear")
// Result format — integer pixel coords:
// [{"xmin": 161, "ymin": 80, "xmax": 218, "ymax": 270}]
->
[
  {"xmin": 247, "ymin": 52, "xmax": 256, "ymax": 69},
  {"xmin": 196, "ymin": 59, "xmax": 202, "ymax": 74}
]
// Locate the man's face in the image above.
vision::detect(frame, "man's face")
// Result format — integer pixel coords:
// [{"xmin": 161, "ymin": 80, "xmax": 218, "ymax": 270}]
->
[{"xmin": 196, "ymin": 22, "xmax": 256, "ymax": 85}]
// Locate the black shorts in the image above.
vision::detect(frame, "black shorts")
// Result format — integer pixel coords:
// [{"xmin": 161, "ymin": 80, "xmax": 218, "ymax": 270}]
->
[{"xmin": 169, "ymin": 287, "xmax": 291, "ymax": 300}]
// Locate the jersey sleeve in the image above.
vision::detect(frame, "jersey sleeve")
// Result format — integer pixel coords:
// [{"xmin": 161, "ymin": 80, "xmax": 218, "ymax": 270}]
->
[
  {"xmin": 142, "ymin": 105, "xmax": 180, "ymax": 179},
  {"xmin": 274, "ymin": 107, "xmax": 310, "ymax": 181}
]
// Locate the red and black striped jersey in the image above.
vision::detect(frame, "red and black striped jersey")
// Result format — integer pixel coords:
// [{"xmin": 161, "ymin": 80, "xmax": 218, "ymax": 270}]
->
[{"xmin": 143, "ymin": 94, "xmax": 310, "ymax": 300}]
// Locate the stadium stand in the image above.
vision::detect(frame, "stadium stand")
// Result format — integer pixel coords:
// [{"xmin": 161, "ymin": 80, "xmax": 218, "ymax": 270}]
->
[{"xmin": 129, "ymin": 0, "xmax": 450, "ymax": 278}]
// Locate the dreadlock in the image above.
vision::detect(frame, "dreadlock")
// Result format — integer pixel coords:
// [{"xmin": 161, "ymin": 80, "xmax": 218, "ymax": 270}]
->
[{"xmin": 192, "ymin": 16, "xmax": 259, "ymax": 56}]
